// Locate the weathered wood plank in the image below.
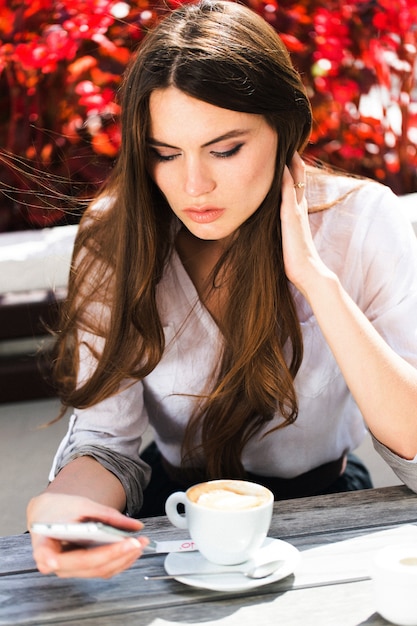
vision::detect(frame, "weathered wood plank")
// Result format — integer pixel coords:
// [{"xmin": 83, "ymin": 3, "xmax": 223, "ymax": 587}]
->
[
  {"xmin": 2, "ymin": 522, "xmax": 414, "ymax": 626},
  {"xmin": 0, "ymin": 533, "xmax": 36, "ymax": 575},
  {"xmin": 269, "ymin": 485, "xmax": 417, "ymax": 540},
  {"xmin": 141, "ymin": 485, "xmax": 417, "ymax": 543},
  {"xmin": 0, "ymin": 580, "xmax": 389, "ymax": 626},
  {"xmin": 2, "ymin": 486, "xmax": 415, "ymax": 575},
  {"xmin": 3, "ymin": 522, "xmax": 413, "ymax": 625},
  {"xmin": 0, "ymin": 486, "xmax": 416, "ymax": 625}
]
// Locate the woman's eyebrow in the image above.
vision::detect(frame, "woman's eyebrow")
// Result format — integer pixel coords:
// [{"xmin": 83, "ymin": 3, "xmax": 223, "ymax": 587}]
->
[{"xmin": 147, "ymin": 129, "xmax": 250, "ymax": 150}]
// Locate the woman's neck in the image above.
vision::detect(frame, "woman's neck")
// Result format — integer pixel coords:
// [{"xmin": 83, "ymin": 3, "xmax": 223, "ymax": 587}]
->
[{"xmin": 175, "ymin": 228, "xmax": 230, "ymax": 326}]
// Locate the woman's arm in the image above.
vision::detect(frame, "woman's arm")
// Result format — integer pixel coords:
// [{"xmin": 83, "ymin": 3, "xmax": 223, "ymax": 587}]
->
[
  {"xmin": 27, "ymin": 456, "xmax": 148, "ymax": 579},
  {"xmin": 282, "ymin": 155, "xmax": 417, "ymax": 461},
  {"xmin": 27, "ymin": 324, "xmax": 152, "ymax": 578},
  {"xmin": 42, "ymin": 455, "xmax": 127, "ymax": 508},
  {"xmin": 299, "ymin": 268, "xmax": 417, "ymax": 459}
]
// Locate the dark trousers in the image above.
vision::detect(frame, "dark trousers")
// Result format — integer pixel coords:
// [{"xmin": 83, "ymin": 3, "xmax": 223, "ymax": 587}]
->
[{"xmin": 139, "ymin": 442, "xmax": 373, "ymax": 518}]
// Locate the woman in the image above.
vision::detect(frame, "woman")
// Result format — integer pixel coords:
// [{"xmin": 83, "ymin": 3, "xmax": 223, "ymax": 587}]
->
[{"xmin": 28, "ymin": 0, "xmax": 417, "ymax": 579}]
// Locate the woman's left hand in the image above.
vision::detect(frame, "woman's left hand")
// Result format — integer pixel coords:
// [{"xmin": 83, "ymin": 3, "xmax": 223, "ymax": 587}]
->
[{"xmin": 280, "ymin": 153, "xmax": 328, "ymax": 297}]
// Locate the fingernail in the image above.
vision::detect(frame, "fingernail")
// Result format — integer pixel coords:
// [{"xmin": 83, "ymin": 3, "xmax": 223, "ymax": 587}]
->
[
  {"xmin": 46, "ymin": 557, "xmax": 58, "ymax": 570},
  {"xmin": 127, "ymin": 537, "xmax": 142, "ymax": 550}
]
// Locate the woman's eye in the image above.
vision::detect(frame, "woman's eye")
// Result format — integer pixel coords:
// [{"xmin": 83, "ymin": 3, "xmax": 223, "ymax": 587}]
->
[
  {"xmin": 211, "ymin": 143, "xmax": 244, "ymax": 159},
  {"xmin": 150, "ymin": 148, "xmax": 180, "ymax": 162}
]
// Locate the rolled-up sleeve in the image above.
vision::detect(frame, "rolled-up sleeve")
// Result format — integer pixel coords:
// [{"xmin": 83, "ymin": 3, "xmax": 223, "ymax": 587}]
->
[
  {"xmin": 371, "ymin": 434, "xmax": 417, "ymax": 494},
  {"xmin": 47, "ymin": 301, "xmax": 154, "ymax": 515},
  {"xmin": 49, "ymin": 376, "xmax": 152, "ymax": 517}
]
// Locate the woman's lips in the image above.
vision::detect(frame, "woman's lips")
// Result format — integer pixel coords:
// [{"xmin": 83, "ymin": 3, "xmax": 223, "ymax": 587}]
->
[{"xmin": 183, "ymin": 206, "xmax": 225, "ymax": 224}]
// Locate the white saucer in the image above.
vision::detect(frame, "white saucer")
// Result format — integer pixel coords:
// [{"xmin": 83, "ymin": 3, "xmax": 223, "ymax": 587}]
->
[{"xmin": 164, "ymin": 537, "xmax": 300, "ymax": 592}]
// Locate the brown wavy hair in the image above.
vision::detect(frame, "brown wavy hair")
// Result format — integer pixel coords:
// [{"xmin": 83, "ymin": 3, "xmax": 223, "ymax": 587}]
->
[{"xmin": 54, "ymin": 0, "xmax": 313, "ymax": 478}]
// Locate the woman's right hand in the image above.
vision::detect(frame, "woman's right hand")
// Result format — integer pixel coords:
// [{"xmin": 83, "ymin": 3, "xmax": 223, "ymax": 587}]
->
[{"xmin": 27, "ymin": 492, "xmax": 149, "ymax": 579}]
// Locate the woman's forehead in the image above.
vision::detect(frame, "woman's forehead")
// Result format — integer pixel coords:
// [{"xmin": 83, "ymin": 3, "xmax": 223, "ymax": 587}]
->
[{"xmin": 148, "ymin": 87, "xmax": 267, "ymax": 145}]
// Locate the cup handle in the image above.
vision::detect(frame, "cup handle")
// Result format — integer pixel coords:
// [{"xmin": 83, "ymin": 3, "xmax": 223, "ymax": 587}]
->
[{"xmin": 165, "ymin": 491, "xmax": 188, "ymax": 530}]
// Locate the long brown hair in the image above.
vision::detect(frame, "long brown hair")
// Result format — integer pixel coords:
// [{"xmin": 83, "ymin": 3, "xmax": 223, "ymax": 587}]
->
[{"xmin": 54, "ymin": 0, "xmax": 313, "ymax": 478}]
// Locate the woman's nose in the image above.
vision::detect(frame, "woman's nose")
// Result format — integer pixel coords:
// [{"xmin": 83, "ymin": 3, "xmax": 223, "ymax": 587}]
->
[{"xmin": 183, "ymin": 159, "xmax": 216, "ymax": 197}]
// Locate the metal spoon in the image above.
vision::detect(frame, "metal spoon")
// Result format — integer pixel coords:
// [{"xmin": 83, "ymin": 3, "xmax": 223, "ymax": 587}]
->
[{"xmin": 144, "ymin": 558, "xmax": 285, "ymax": 580}]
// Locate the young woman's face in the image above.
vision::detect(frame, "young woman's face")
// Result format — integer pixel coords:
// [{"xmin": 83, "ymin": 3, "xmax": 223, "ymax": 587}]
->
[{"xmin": 148, "ymin": 87, "xmax": 278, "ymax": 242}]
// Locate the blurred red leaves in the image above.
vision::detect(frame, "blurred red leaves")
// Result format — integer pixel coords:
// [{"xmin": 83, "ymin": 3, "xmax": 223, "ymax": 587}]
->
[
  {"xmin": 0, "ymin": 0, "xmax": 416, "ymax": 231},
  {"xmin": 253, "ymin": 0, "xmax": 417, "ymax": 195},
  {"xmin": 0, "ymin": 0, "xmax": 154, "ymax": 230}
]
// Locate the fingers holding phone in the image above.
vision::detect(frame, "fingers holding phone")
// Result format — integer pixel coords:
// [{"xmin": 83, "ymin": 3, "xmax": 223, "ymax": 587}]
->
[
  {"xmin": 28, "ymin": 493, "xmax": 148, "ymax": 579},
  {"xmin": 35, "ymin": 534, "xmax": 146, "ymax": 579}
]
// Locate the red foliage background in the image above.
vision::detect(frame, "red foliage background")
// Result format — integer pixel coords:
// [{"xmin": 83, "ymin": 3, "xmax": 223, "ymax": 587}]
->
[{"xmin": 0, "ymin": 0, "xmax": 416, "ymax": 231}]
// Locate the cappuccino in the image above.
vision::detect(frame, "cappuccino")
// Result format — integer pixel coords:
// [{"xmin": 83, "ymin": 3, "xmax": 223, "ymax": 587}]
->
[
  {"xmin": 188, "ymin": 480, "xmax": 271, "ymax": 511},
  {"xmin": 165, "ymin": 479, "xmax": 274, "ymax": 564}
]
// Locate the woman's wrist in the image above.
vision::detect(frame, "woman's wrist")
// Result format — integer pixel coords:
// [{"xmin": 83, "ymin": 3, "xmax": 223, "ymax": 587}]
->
[{"xmin": 293, "ymin": 259, "xmax": 340, "ymax": 306}]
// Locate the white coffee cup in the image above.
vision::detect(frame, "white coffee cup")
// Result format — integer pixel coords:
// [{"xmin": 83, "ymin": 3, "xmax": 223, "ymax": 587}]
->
[
  {"xmin": 165, "ymin": 479, "xmax": 273, "ymax": 565},
  {"xmin": 372, "ymin": 543, "xmax": 417, "ymax": 626}
]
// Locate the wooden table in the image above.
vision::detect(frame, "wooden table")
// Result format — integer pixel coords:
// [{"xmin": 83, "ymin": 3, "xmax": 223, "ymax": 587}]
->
[{"xmin": 1, "ymin": 485, "xmax": 417, "ymax": 626}]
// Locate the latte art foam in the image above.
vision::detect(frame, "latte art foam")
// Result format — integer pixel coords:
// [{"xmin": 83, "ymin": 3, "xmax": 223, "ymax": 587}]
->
[
  {"xmin": 188, "ymin": 480, "xmax": 270, "ymax": 511},
  {"xmin": 197, "ymin": 489, "xmax": 263, "ymax": 510}
]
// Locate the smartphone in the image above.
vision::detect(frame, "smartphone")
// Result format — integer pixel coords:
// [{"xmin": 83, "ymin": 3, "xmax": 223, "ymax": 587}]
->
[{"xmin": 31, "ymin": 521, "xmax": 142, "ymax": 547}]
